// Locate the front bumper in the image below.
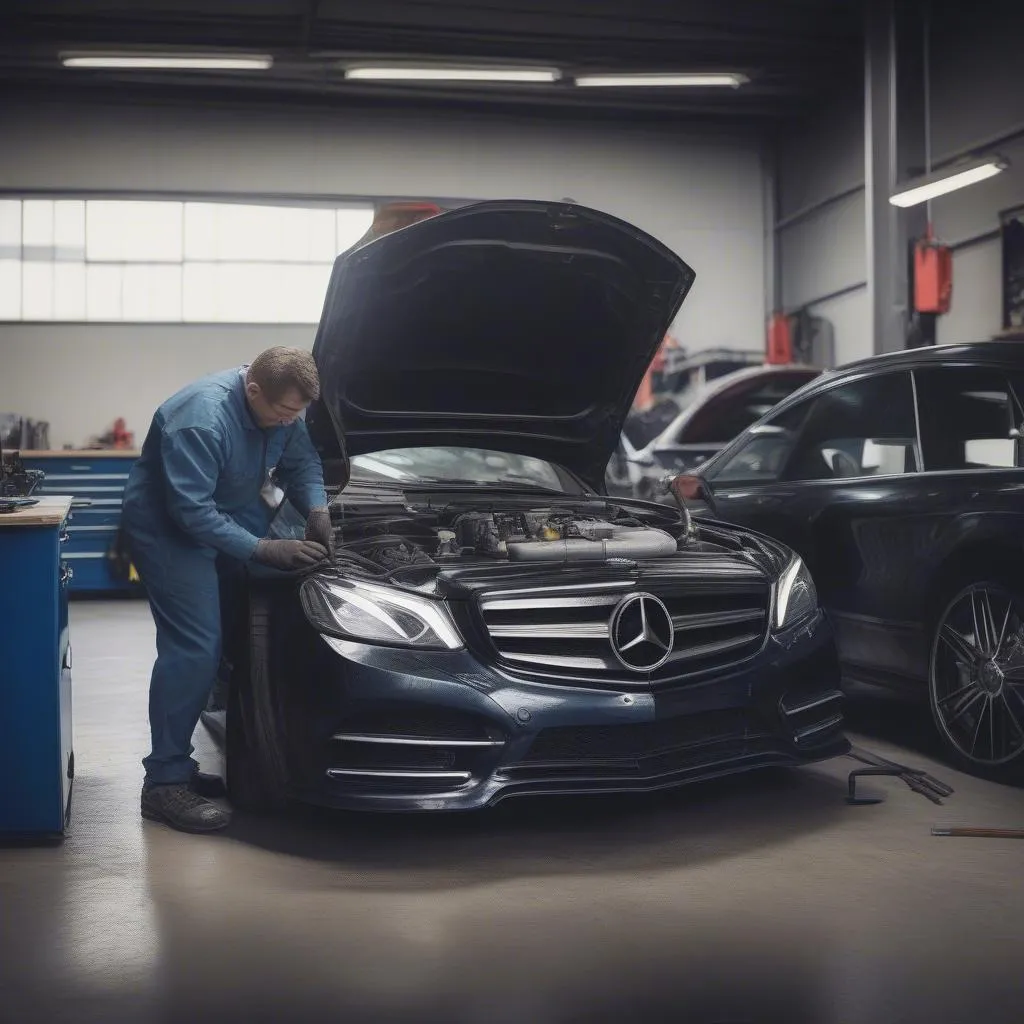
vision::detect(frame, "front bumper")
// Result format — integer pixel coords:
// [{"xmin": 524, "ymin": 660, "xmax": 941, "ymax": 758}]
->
[{"xmin": 285, "ymin": 609, "xmax": 847, "ymax": 812}]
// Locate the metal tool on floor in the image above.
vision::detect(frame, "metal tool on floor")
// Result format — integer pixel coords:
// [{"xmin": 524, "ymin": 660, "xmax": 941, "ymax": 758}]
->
[
  {"xmin": 932, "ymin": 826, "xmax": 1024, "ymax": 839},
  {"xmin": 846, "ymin": 745, "xmax": 953, "ymax": 805},
  {"xmin": 852, "ymin": 745, "xmax": 954, "ymax": 796}
]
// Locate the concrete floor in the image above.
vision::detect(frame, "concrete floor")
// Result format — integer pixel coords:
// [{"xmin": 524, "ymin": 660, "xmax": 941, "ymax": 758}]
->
[{"xmin": 2, "ymin": 602, "xmax": 1023, "ymax": 1024}]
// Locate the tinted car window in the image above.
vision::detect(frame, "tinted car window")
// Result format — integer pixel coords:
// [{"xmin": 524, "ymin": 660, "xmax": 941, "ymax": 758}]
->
[
  {"xmin": 676, "ymin": 371, "xmax": 818, "ymax": 445},
  {"xmin": 915, "ymin": 366, "xmax": 1022, "ymax": 470},
  {"xmin": 784, "ymin": 372, "xmax": 918, "ymax": 482},
  {"xmin": 707, "ymin": 402, "xmax": 812, "ymax": 484}
]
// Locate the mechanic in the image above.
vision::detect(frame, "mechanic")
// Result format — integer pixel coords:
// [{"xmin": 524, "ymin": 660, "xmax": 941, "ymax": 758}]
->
[{"xmin": 122, "ymin": 347, "xmax": 337, "ymax": 834}]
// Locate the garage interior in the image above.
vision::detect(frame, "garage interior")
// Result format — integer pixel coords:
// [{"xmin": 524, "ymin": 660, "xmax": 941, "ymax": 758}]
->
[{"xmin": 2, "ymin": 2, "xmax": 1024, "ymax": 1022}]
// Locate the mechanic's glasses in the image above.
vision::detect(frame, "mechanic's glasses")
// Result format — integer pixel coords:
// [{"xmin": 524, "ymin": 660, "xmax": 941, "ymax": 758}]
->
[
  {"xmin": 273, "ymin": 405, "xmax": 303, "ymax": 422},
  {"xmin": 266, "ymin": 398, "xmax": 307, "ymax": 423}
]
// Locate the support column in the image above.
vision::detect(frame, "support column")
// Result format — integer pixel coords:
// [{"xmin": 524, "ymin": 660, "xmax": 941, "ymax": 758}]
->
[
  {"xmin": 762, "ymin": 142, "xmax": 782, "ymax": 319},
  {"xmin": 865, "ymin": 0, "xmax": 931, "ymax": 353},
  {"xmin": 864, "ymin": 0, "xmax": 902, "ymax": 353},
  {"xmin": 896, "ymin": 0, "xmax": 934, "ymax": 346}
]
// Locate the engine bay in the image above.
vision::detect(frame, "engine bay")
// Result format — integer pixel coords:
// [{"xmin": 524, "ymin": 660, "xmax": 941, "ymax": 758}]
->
[{"xmin": 331, "ymin": 492, "xmax": 695, "ymax": 575}]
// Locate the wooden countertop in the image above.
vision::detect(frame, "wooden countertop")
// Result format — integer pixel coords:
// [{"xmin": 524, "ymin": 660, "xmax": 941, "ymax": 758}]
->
[
  {"xmin": 0, "ymin": 496, "xmax": 73, "ymax": 528},
  {"xmin": 12, "ymin": 450, "xmax": 140, "ymax": 459}
]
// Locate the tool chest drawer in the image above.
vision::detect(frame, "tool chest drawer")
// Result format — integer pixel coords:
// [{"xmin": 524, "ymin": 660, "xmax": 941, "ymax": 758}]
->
[
  {"xmin": 62, "ymin": 524, "xmax": 118, "ymax": 554},
  {"xmin": 65, "ymin": 506, "xmax": 124, "ymax": 528},
  {"xmin": 60, "ymin": 553, "xmax": 116, "ymax": 592},
  {"xmin": 0, "ymin": 497, "xmax": 75, "ymax": 835},
  {"xmin": 21, "ymin": 452, "xmax": 139, "ymax": 595}
]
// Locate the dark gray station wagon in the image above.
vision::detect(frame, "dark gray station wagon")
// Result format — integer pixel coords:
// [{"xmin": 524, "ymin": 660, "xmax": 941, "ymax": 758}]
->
[{"xmin": 674, "ymin": 342, "xmax": 1024, "ymax": 780}]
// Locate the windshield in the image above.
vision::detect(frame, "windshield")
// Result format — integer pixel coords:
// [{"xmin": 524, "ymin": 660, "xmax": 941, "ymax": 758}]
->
[{"xmin": 349, "ymin": 447, "xmax": 574, "ymax": 491}]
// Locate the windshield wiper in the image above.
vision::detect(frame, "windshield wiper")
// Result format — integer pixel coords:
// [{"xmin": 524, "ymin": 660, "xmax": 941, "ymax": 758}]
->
[
  {"xmin": 414, "ymin": 476, "xmax": 564, "ymax": 493},
  {"xmin": 493, "ymin": 475, "xmax": 563, "ymax": 490}
]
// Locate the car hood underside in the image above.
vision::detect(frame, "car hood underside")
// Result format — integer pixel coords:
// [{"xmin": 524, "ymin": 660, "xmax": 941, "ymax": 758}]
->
[{"xmin": 306, "ymin": 200, "xmax": 695, "ymax": 488}]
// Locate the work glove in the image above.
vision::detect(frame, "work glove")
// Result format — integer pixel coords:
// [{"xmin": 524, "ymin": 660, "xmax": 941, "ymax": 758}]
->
[
  {"xmin": 254, "ymin": 538, "xmax": 329, "ymax": 572},
  {"xmin": 304, "ymin": 507, "xmax": 336, "ymax": 559}
]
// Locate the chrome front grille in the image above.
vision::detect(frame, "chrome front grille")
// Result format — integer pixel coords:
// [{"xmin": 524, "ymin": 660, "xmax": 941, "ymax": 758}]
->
[{"xmin": 479, "ymin": 564, "xmax": 771, "ymax": 684}]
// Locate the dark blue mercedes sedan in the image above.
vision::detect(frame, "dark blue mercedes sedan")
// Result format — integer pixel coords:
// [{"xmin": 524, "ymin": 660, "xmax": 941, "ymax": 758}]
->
[{"xmin": 202, "ymin": 200, "xmax": 849, "ymax": 813}]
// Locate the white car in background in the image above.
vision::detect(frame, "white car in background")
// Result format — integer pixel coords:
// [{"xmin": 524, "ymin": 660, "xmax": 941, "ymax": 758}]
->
[{"xmin": 607, "ymin": 364, "xmax": 821, "ymax": 501}]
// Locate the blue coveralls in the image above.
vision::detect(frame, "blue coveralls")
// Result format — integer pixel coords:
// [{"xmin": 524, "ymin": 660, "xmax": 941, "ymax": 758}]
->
[{"xmin": 122, "ymin": 367, "xmax": 327, "ymax": 785}]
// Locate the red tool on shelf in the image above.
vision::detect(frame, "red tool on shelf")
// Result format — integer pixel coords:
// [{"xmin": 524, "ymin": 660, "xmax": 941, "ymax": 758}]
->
[{"xmin": 110, "ymin": 418, "xmax": 134, "ymax": 450}]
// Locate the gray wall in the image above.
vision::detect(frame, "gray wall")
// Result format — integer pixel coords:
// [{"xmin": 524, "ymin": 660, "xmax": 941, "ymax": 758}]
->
[
  {"xmin": 0, "ymin": 324, "xmax": 312, "ymax": 451},
  {"xmin": 929, "ymin": 4, "xmax": 1024, "ymax": 344},
  {"xmin": 0, "ymin": 97, "xmax": 767, "ymax": 448},
  {"xmin": 774, "ymin": 4, "xmax": 1024, "ymax": 363},
  {"xmin": 774, "ymin": 85, "xmax": 867, "ymax": 367}
]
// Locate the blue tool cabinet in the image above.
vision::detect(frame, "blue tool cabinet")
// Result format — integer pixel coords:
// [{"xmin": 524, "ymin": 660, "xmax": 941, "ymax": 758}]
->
[
  {"xmin": 21, "ymin": 451, "xmax": 140, "ymax": 595},
  {"xmin": 0, "ymin": 496, "xmax": 75, "ymax": 836}
]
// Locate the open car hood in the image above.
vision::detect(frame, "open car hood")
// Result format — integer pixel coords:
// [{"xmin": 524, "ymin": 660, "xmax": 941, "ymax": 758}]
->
[{"xmin": 306, "ymin": 200, "xmax": 695, "ymax": 488}]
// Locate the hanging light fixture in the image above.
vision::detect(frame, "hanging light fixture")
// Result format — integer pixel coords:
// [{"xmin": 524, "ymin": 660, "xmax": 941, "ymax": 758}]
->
[
  {"xmin": 344, "ymin": 66, "xmax": 560, "ymax": 83},
  {"xmin": 61, "ymin": 52, "xmax": 273, "ymax": 70},
  {"xmin": 889, "ymin": 156, "xmax": 1009, "ymax": 208},
  {"xmin": 574, "ymin": 72, "xmax": 749, "ymax": 88},
  {"xmin": 889, "ymin": 8, "xmax": 1007, "ymax": 209}
]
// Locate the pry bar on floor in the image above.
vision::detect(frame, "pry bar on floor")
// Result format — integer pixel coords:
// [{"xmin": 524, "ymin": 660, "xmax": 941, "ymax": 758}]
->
[
  {"xmin": 932, "ymin": 826, "xmax": 1024, "ymax": 839},
  {"xmin": 849, "ymin": 745, "xmax": 954, "ymax": 798},
  {"xmin": 846, "ymin": 766, "xmax": 946, "ymax": 805}
]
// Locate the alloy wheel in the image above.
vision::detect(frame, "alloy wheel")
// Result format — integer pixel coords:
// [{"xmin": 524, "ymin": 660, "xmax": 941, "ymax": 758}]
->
[{"xmin": 930, "ymin": 583, "xmax": 1024, "ymax": 768}]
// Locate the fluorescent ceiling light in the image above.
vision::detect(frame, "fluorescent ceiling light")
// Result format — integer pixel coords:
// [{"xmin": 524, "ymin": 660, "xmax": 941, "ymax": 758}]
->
[
  {"xmin": 344, "ymin": 66, "xmax": 560, "ymax": 83},
  {"xmin": 574, "ymin": 73, "xmax": 749, "ymax": 88},
  {"xmin": 889, "ymin": 157, "xmax": 1008, "ymax": 208},
  {"xmin": 61, "ymin": 53, "xmax": 273, "ymax": 70}
]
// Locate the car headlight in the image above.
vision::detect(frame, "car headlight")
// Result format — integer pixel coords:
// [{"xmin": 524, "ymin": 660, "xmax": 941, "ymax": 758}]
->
[
  {"xmin": 774, "ymin": 556, "xmax": 818, "ymax": 631},
  {"xmin": 300, "ymin": 576, "xmax": 464, "ymax": 650}
]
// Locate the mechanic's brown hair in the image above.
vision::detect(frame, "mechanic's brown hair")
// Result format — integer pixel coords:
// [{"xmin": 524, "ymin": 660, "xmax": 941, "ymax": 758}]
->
[{"xmin": 247, "ymin": 347, "xmax": 321, "ymax": 403}]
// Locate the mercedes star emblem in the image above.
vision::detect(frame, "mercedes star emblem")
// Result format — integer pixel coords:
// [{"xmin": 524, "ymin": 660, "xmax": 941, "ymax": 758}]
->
[{"xmin": 609, "ymin": 593, "xmax": 675, "ymax": 672}]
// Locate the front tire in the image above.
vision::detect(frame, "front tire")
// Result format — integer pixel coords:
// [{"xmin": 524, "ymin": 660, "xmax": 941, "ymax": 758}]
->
[
  {"xmin": 225, "ymin": 587, "xmax": 290, "ymax": 813},
  {"xmin": 928, "ymin": 578, "xmax": 1024, "ymax": 782}
]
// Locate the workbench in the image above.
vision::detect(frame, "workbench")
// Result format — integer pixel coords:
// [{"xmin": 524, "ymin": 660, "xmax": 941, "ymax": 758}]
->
[
  {"xmin": 20, "ymin": 450, "xmax": 140, "ymax": 594},
  {"xmin": 0, "ymin": 496, "xmax": 75, "ymax": 836}
]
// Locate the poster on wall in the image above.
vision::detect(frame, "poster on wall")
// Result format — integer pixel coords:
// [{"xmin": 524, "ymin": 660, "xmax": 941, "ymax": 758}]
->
[{"xmin": 1002, "ymin": 204, "xmax": 1024, "ymax": 333}]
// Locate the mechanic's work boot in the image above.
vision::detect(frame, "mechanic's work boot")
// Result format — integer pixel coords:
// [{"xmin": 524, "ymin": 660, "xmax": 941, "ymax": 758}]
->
[
  {"xmin": 189, "ymin": 758, "xmax": 227, "ymax": 799},
  {"xmin": 141, "ymin": 781, "xmax": 232, "ymax": 834}
]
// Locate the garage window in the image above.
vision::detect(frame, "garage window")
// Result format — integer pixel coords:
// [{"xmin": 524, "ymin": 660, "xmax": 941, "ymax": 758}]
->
[{"xmin": 0, "ymin": 197, "xmax": 374, "ymax": 323}]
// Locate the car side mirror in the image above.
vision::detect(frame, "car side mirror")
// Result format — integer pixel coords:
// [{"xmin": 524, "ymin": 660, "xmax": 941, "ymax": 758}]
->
[
  {"xmin": 656, "ymin": 471, "xmax": 676, "ymax": 494},
  {"xmin": 669, "ymin": 473, "xmax": 709, "ymax": 503}
]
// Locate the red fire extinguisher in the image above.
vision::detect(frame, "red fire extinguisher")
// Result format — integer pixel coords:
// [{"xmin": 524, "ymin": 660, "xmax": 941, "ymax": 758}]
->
[
  {"xmin": 766, "ymin": 312, "xmax": 793, "ymax": 364},
  {"xmin": 913, "ymin": 224, "xmax": 953, "ymax": 315}
]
